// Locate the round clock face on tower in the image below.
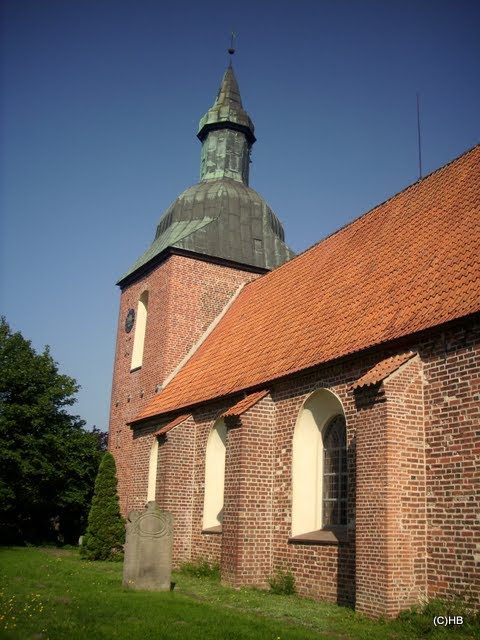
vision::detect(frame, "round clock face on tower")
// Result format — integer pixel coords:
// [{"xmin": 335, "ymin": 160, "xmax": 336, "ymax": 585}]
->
[{"xmin": 125, "ymin": 309, "xmax": 135, "ymax": 333}]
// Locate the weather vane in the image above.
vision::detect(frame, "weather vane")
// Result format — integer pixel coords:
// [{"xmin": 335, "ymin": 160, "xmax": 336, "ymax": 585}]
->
[{"xmin": 228, "ymin": 31, "xmax": 236, "ymax": 56}]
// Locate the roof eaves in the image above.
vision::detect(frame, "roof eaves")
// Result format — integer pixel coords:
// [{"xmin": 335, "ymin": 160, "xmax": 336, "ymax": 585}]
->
[
  {"xmin": 221, "ymin": 390, "xmax": 269, "ymax": 418},
  {"xmin": 351, "ymin": 352, "xmax": 417, "ymax": 390},
  {"xmin": 152, "ymin": 414, "xmax": 191, "ymax": 436},
  {"xmin": 136, "ymin": 312, "xmax": 478, "ymax": 423}
]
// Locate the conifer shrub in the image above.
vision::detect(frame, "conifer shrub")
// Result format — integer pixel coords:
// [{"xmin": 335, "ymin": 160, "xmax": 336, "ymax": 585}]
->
[{"xmin": 80, "ymin": 452, "xmax": 125, "ymax": 561}]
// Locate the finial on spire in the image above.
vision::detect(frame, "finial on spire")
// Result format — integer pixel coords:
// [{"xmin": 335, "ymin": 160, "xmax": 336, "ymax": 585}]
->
[{"xmin": 228, "ymin": 31, "xmax": 236, "ymax": 56}]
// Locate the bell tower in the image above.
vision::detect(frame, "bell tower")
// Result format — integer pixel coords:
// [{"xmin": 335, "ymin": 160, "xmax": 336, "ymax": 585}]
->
[
  {"xmin": 198, "ymin": 64, "xmax": 255, "ymax": 184},
  {"xmin": 109, "ymin": 63, "xmax": 294, "ymax": 514}
]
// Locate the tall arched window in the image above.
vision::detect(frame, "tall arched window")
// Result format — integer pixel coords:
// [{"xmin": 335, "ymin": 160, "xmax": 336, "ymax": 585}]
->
[
  {"xmin": 131, "ymin": 290, "xmax": 148, "ymax": 370},
  {"xmin": 146, "ymin": 437, "xmax": 159, "ymax": 503},
  {"xmin": 292, "ymin": 389, "xmax": 347, "ymax": 537},
  {"xmin": 203, "ymin": 418, "xmax": 227, "ymax": 530},
  {"xmin": 322, "ymin": 415, "xmax": 347, "ymax": 527}
]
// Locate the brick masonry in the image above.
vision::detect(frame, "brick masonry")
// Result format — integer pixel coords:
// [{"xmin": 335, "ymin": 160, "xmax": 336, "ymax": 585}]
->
[
  {"xmin": 110, "ymin": 249, "xmax": 480, "ymax": 617},
  {"xmin": 109, "ymin": 253, "xmax": 260, "ymax": 514},
  {"xmin": 221, "ymin": 395, "xmax": 276, "ymax": 587},
  {"xmin": 355, "ymin": 356, "xmax": 427, "ymax": 617}
]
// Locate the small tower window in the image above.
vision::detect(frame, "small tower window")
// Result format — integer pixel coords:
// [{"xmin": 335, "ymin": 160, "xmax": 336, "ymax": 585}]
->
[{"xmin": 131, "ymin": 290, "xmax": 148, "ymax": 370}]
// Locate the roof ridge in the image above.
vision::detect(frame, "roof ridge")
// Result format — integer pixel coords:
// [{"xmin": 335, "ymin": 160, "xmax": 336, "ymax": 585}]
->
[{"xmin": 242, "ymin": 143, "xmax": 480, "ymax": 291}]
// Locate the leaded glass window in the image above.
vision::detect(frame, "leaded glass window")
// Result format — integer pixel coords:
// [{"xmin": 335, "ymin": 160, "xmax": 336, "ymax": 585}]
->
[{"xmin": 322, "ymin": 415, "xmax": 347, "ymax": 527}]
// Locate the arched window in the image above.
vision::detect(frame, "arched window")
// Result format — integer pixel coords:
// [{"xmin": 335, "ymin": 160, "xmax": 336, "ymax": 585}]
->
[
  {"xmin": 146, "ymin": 437, "xmax": 159, "ymax": 503},
  {"xmin": 292, "ymin": 389, "xmax": 347, "ymax": 537},
  {"xmin": 322, "ymin": 415, "xmax": 347, "ymax": 527},
  {"xmin": 203, "ymin": 418, "xmax": 227, "ymax": 530},
  {"xmin": 131, "ymin": 290, "xmax": 148, "ymax": 370}
]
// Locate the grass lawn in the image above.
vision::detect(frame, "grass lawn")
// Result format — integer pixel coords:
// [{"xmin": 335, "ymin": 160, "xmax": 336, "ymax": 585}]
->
[{"xmin": 0, "ymin": 547, "xmax": 478, "ymax": 640}]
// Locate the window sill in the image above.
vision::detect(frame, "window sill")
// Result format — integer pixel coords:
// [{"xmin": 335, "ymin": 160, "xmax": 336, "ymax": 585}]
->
[
  {"xmin": 130, "ymin": 365, "xmax": 142, "ymax": 373},
  {"xmin": 288, "ymin": 528, "xmax": 348, "ymax": 546},
  {"xmin": 202, "ymin": 525, "xmax": 222, "ymax": 535}
]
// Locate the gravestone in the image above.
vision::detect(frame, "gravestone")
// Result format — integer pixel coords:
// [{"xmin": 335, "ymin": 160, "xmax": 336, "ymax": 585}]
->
[{"xmin": 122, "ymin": 501, "xmax": 173, "ymax": 590}]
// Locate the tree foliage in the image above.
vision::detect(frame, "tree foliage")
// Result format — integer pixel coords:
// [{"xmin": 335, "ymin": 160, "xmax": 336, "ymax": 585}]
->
[
  {"xmin": 80, "ymin": 452, "xmax": 125, "ymax": 560},
  {"xmin": 0, "ymin": 318, "xmax": 105, "ymax": 544}
]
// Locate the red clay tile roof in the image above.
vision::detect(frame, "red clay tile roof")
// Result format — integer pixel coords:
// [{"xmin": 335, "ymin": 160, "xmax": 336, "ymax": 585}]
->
[
  {"xmin": 221, "ymin": 390, "xmax": 269, "ymax": 417},
  {"xmin": 152, "ymin": 414, "xmax": 191, "ymax": 435},
  {"xmin": 133, "ymin": 145, "xmax": 480, "ymax": 424},
  {"xmin": 351, "ymin": 353, "xmax": 416, "ymax": 389}
]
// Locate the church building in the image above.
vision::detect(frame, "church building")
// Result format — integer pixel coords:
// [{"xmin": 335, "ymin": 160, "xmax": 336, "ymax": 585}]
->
[{"xmin": 109, "ymin": 62, "xmax": 480, "ymax": 618}]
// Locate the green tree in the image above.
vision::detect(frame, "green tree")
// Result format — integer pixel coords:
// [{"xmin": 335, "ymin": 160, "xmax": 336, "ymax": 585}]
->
[
  {"xmin": 0, "ymin": 318, "xmax": 104, "ymax": 544},
  {"xmin": 81, "ymin": 452, "xmax": 125, "ymax": 560}
]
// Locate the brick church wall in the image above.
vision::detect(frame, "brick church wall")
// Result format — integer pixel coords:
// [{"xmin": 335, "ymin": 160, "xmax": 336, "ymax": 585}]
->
[
  {"xmin": 354, "ymin": 386, "xmax": 388, "ymax": 615},
  {"xmin": 157, "ymin": 418, "xmax": 196, "ymax": 563},
  {"xmin": 355, "ymin": 357, "xmax": 427, "ymax": 617},
  {"xmin": 422, "ymin": 320, "xmax": 480, "ymax": 603},
  {"xmin": 188, "ymin": 402, "xmax": 230, "ymax": 567},
  {"xmin": 109, "ymin": 254, "xmax": 260, "ymax": 514},
  {"xmin": 271, "ymin": 370, "xmax": 357, "ymax": 606},
  {"xmin": 384, "ymin": 358, "xmax": 427, "ymax": 612},
  {"xmin": 221, "ymin": 395, "xmax": 276, "ymax": 586},
  {"xmin": 122, "ymin": 313, "xmax": 479, "ymax": 616}
]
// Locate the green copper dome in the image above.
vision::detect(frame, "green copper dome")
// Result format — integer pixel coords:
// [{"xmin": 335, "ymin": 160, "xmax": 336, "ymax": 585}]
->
[{"xmin": 118, "ymin": 65, "xmax": 294, "ymax": 286}]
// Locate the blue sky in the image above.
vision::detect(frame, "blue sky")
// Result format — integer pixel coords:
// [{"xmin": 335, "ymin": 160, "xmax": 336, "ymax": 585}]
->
[{"xmin": 1, "ymin": 0, "xmax": 479, "ymax": 431}]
